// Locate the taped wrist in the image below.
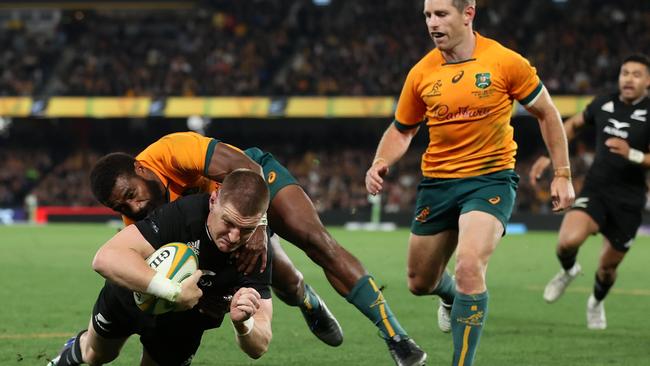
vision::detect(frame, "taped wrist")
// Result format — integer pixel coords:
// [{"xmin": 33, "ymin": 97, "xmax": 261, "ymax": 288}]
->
[
  {"xmin": 628, "ymin": 148, "xmax": 644, "ymax": 164},
  {"xmin": 146, "ymin": 272, "xmax": 181, "ymax": 302},
  {"xmin": 232, "ymin": 317, "xmax": 255, "ymax": 336}
]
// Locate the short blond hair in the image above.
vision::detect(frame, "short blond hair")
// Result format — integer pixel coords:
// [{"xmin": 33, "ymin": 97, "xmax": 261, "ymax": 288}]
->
[{"xmin": 452, "ymin": 0, "xmax": 475, "ymax": 12}]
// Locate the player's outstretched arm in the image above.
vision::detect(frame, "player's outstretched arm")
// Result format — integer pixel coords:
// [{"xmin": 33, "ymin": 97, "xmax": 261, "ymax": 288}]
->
[
  {"xmin": 366, "ymin": 123, "xmax": 418, "ymax": 195},
  {"xmin": 206, "ymin": 143, "xmax": 264, "ymax": 181},
  {"xmin": 92, "ymin": 224, "xmax": 159, "ymax": 291},
  {"xmin": 230, "ymin": 287, "xmax": 273, "ymax": 359},
  {"xmin": 525, "ymin": 87, "xmax": 575, "ymax": 211}
]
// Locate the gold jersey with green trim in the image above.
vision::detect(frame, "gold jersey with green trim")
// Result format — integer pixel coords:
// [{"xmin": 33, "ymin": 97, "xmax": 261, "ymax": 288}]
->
[
  {"xmin": 123, "ymin": 131, "xmax": 220, "ymax": 226},
  {"xmin": 395, "ymin": 32, "xmax": 543, "ymax": 178}
]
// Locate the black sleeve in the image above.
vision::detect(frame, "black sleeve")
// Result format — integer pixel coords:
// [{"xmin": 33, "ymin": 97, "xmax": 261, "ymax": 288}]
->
[{"xmin": 134, "ymin": 201, "xmax": 185, "ymax": 250}]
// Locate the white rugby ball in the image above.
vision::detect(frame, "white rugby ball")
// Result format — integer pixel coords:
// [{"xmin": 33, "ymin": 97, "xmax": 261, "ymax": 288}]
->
[{"xmin": 133, "ymin": 242, "xmax": 198, "ymax": 315}]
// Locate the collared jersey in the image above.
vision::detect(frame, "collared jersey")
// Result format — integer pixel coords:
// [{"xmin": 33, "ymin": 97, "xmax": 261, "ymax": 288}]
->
[
  {"xmin": 123, "ymin": 131, "xmax": 221, "ymax": 225},
  {"xmin": 395, "ymin": 33, "xmax": 543, "ymax": 178}
]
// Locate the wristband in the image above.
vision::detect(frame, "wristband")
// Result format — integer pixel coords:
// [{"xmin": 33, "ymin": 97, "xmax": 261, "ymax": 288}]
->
[
  {"xmin": 257, "ymin": 213, "xmax": 268, "ymax": 227},
  {"xmin": 628, "ymin": 148, "xmax": 644, "ymax": 164},
  {"xmin": 372, "ymin": 157, "xmax": 386, "ymax": 166},
  {"xmin": 146, "ymin": 272, "xmax": 181, "ymax": 302},
  {"xmin": 232, "ymin": 316, "xmax": 255, "ymax": 336},
  {"xmin": 553, "ymin": 166, "xmax": 571, "ymax": 179}
]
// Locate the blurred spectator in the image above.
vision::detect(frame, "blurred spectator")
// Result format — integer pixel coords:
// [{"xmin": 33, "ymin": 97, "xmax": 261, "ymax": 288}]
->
[{"xmin": 0, "ymin": 0, "xmax": 647, "ymax": 96}]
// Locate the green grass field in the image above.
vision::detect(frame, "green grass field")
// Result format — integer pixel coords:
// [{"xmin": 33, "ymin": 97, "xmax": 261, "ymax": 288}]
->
[{"xmin": 0, "ymin": 224, "xmax": 649, "ymax": 365}]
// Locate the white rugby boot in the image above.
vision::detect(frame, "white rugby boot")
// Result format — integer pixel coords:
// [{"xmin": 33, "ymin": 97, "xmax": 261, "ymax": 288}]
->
[
  {"xmin": 587, "ymin": 294, "xmax": 607, "ymax": 330},
  {"xmin": 437, "ymin": 299, "xmax": 452, "ymax": 333},
  {"xmin": 543, "ymin": 263, "xmax": 582, "ymax": 303}
]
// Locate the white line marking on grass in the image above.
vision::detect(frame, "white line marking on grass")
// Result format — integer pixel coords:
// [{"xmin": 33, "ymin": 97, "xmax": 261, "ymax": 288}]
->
[
  {"xmin": 0, "ymin": 332, "xmax": 73, "ymax": 339},
  {"xmin": 526, "ymin": 285, "xmax": 650, "ymax": 296}
]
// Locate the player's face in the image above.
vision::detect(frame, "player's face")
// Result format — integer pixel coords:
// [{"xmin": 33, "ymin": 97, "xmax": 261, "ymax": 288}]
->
[
  {"xmin": 207, "ymin": 194, "xmax": 260, "ymax": 253},
  {"xmin": 423, "ymin": 0, "xmax": 472, "ymax": 51},
  {"xmin": 107, "ymin": 175, "xmax": 166, "ymax": 220},
  {"xmin": 618, "ymin": 61, "xmax": 650, "ymax": 102}
]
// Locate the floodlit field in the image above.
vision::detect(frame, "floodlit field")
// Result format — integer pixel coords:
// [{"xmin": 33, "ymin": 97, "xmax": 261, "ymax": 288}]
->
[{"xmin": 0, "ymin": 224, "xmax": 648, "ymax": 365}]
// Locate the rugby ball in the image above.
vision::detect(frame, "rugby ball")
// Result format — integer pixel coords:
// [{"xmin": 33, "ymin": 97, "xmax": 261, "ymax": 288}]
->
[{"xmin": 133, "ymin": 243, "xmax": 198, "ymax": 315}]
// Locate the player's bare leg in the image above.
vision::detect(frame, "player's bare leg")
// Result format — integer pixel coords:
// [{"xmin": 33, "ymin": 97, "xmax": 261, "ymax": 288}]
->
[
  {"xmin": 544, "ymin": 210, "xmax": 598, "ymax": 302},
  {"xmin": 449, "ymin": 211, "xmax": 502, "ymax": 366},
  {"xmin": 407, "ymin": 230, "xmax": 457, "ymax": 333},
  {"xmin": 270, "ymin": 185, "xmax": 425, "ymax": 364},
  {"xmin": 588, "ymin": 239, "xmax": 625, "ymax": 330}
]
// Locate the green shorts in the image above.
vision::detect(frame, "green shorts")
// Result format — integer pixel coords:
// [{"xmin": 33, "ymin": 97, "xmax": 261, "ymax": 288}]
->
[
  {"xmin": 410, "ymin": 169, "xmax": 519, "ymax": 235},
  {"xmin": 244, "ymin": 147, "xmax": 298, "ymax": 200}
]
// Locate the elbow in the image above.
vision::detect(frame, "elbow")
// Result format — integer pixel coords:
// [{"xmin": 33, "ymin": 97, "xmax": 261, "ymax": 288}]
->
[
  {"xmin": 91, "ymin": 247, "xmax": 112, "ymax": 277},
  {"xmin": 245, "ymin": 332, "xmax": 272, "ymax": 359}
]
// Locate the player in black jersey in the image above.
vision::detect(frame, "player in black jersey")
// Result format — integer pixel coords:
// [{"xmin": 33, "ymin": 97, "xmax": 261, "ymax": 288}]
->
[
  {"xmin": 530, "ymin": 54, "xmax": 650, "ymax": 330},
  {"xmin": 47, "ymin": 170, "xmax": 273, "ymax": 366}
]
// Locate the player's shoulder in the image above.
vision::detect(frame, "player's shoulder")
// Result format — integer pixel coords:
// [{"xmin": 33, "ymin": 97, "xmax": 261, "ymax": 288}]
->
[
  {"xmin": 409, "ymin": 48, "xmax": 444, "ymax": 75},
  {"xmin": 477, "ymin": 33, "xmax": 526, "ymax": 62},
  {"xmin": 587, "ymin": 92, "xmax": 619, "ymax": 110}
]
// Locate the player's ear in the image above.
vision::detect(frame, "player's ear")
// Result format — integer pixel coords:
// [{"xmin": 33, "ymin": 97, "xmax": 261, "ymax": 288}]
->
[
  {"xmin": 209, "ymin": 190, "xmax": 220, "ymax": 210},
  {"xmin": 463, "ymin": 4, "xmax": 475, "ymax": 25},
  {"xmin": 134, "ymin": 161, "xmax": 145, "ymax": 176}
]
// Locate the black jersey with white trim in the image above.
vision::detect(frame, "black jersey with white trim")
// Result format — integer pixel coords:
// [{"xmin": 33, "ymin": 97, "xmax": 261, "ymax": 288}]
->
[
  {"xmin": 583, "ymin": 93, "xmax": 650, "ymax": 205},
  {"xmin": 134, "ymin": 193, "xmax": 272, "ymax": 321}
]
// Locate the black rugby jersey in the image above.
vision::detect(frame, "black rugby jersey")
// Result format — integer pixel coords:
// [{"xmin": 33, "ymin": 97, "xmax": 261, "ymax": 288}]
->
[
  {"xmin": 134, "ymin": 193, "xmax": 272, "ymax": 322},
  {"xmin": 583, "ymin": 93, "xmax": 650, "ymax": 205}
]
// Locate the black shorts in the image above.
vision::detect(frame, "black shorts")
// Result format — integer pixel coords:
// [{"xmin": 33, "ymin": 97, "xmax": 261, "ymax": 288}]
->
[
  {"xmin": 571, "ymin": 183, "xmax": 643, "ymax": 252},
  {"xmin": 92, "ymin": 283, "xmax": 220, "ymax": 366}
]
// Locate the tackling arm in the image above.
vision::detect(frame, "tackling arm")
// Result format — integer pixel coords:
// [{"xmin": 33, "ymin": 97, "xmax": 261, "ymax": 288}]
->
[{"xmin": 92, "ymin": 224, "xmax": 202, "ymax": 309}]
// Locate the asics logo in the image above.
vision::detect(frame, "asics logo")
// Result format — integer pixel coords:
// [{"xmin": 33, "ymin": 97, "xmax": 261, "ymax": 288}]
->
[
  {"xmin": 488, "ymin": 196, "xmax": 501, "ymax": 205},
  {"xmin": 452, "ymin": 70, "xmax": 464, "ymax": 83}
]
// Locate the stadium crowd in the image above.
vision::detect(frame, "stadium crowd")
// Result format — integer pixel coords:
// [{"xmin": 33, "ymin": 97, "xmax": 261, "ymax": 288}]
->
[
  {"xmin": 1, "ymin": 0, "xmax": 648, "ymax": 97},
  {"xmin": 0, "ymin": 141, "xmax": 597, "ymax": 216}
]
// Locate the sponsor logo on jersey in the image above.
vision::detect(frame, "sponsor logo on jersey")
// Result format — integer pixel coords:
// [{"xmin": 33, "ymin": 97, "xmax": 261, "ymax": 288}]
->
[
  {"xmin": 431, "ymin": 104, "xmax": 491, "ymax": 121},
  {"xmin": 452, "ymin": 70, "xmax": 464, "ymax": 83},
  {"xmin": 488, "ymin": 196, "xmax": 501, "ymax": 205},
  {"xmin": 267, "ymin": 171, "xmax": 277, "ymax": 184},
  {"xmin": 631, "ymin": 109, "xmax": 647, "ymax": 122},
  {"xmin": 187, "ymin": 239, "xmax": 200, "ymax": 256},
  {"xmin": 603, "ymin": 118, "xmax": 629, "ymax": 138},
  {"xmin": 600, "ymin": 101, "xmax": 614, "ymax": 113},
  {"xmin": 424, "ymin": 79, "xmax": 443, "ymax": 97},
  {"xmin": 474, "ymin": 73, "xmax": 491, "ymax": 89},
  {"xmin": 415, "ymin": 207, "xmax": 430, "ymax": 222}
]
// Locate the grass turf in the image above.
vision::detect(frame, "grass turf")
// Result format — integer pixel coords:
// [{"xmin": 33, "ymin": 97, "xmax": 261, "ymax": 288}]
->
[{"xmin": 0, "ymin": 224, "xmax": 648, "ymax": 365}]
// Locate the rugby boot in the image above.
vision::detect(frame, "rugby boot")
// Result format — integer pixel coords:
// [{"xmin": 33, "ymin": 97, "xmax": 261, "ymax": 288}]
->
[
  {"xmin": 543, "ymin": 263, "xmax": 582, "ymax": 303},
  {"xmin": 300, "ymin": 284, "xmax": 343, "ymax": 346},
  {"xmin": 437, "ymin": 299, "xmax": 452, "ymax": 333},
  {"xmin": 586, "ymin": 294, "xmax": 607, "ymax": 330},
  {"xmin": 385, "ymin": 335, "xmax": 427, "ymax": 366}
]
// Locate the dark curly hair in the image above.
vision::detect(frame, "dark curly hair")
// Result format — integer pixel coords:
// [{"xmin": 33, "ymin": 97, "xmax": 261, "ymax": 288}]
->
[{"xmin": 90, "ymin": 152, "xmax": 136, "ymax": 206}]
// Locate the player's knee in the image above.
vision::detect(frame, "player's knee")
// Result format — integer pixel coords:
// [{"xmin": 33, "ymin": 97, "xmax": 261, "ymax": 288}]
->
[
  {"xmin": 454, "ymin": 257, "xmax": 485, "ymax": 293},
  {"xmin": 597, "ymin": 266, "xmax": 617, "ymax": 283},
  {"xmin": 407, "ymin": 272, "xmax": 436, "ymax": 296},
  {"xmin": 557, "ymin": 232, "xmax": 585, "ymax": 250}
]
